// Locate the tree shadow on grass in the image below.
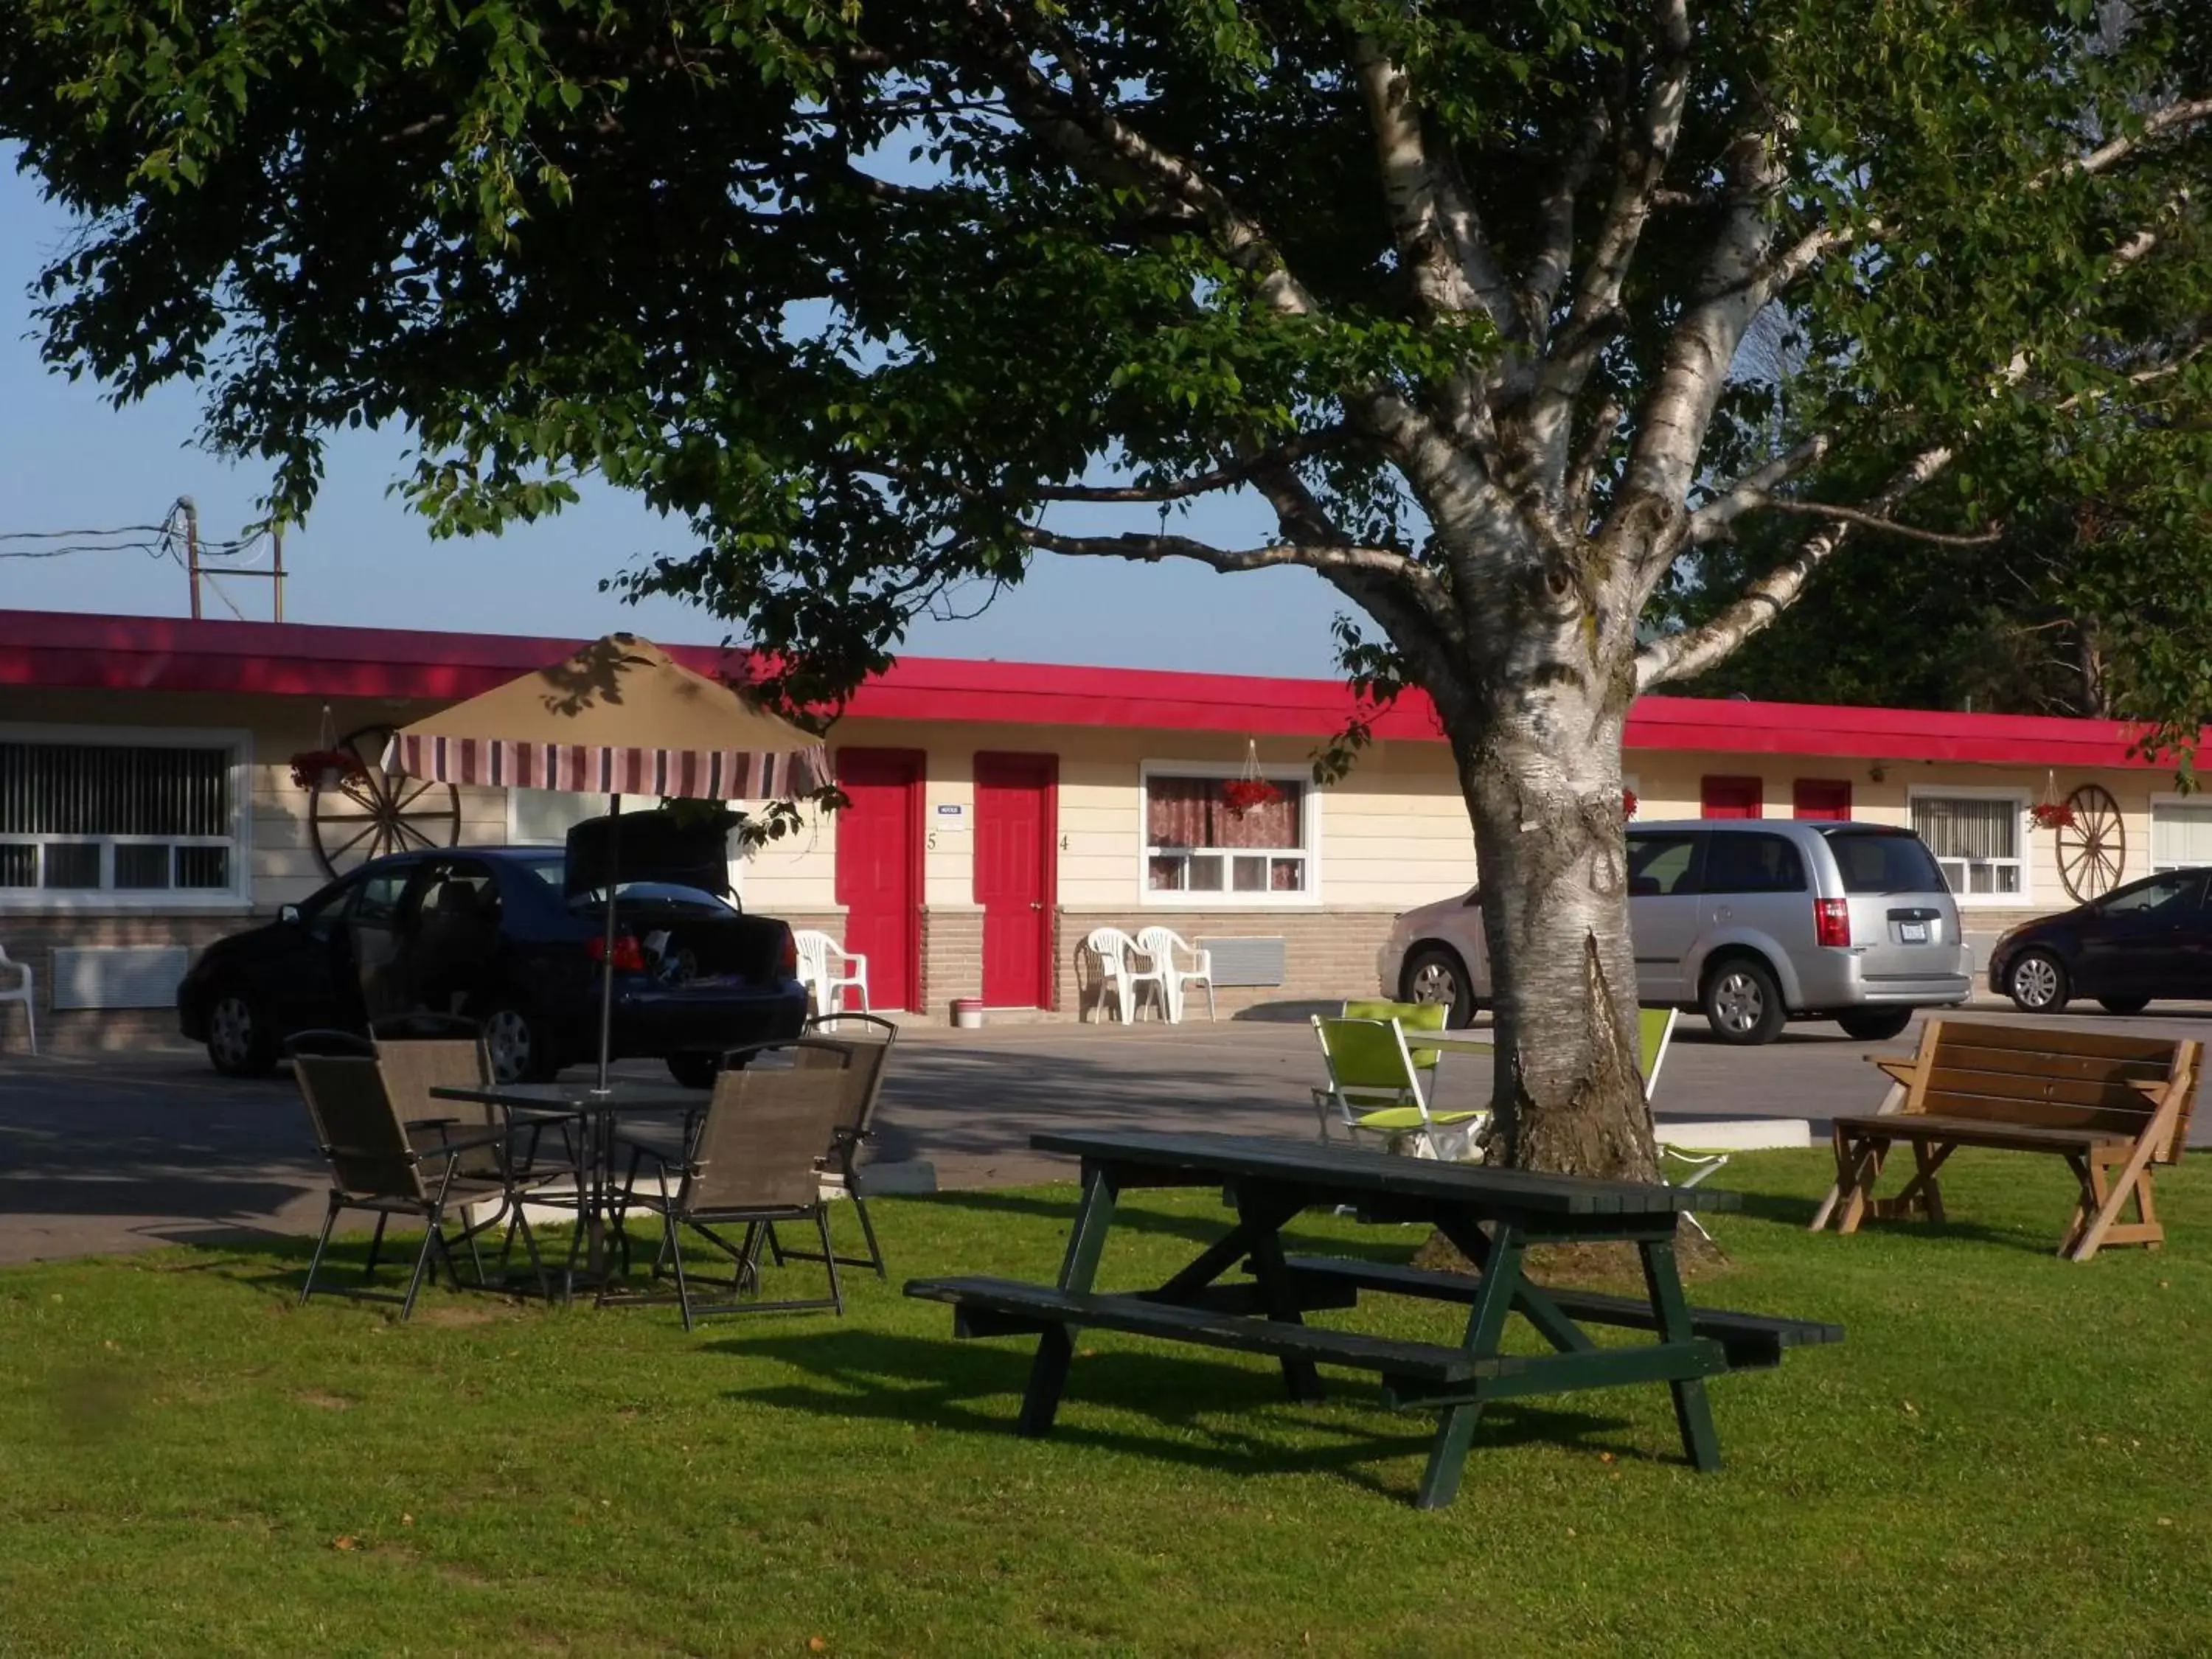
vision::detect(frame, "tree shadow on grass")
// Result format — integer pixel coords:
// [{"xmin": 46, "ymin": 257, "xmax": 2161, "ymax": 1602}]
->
[
  {"xmin": 705, "ymin": 1325, "xmax": 1663, "ymax": 1503},
  {"xmin": 908, "ymin": 1188, "xmax": 1434, "ymax": 1267},
  {"xmin": 1722, "ymin": 1186, "xmax": 2086, "ymax": 1256}
]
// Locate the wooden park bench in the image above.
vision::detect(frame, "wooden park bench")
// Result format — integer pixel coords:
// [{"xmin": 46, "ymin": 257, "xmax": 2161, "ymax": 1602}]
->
[{"xmin": 1817, "ymin": 1019, "xmax": 2200, "ymax": 1262}]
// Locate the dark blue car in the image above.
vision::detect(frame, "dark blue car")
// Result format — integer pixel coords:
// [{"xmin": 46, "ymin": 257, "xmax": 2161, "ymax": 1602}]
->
[
  {"xmin": 178, "ymin": 846, "xmax": 807, "ymax": 1083},
  {"xmin": 1989, "ymin": 866, "xmax": 2212, "ymax": 1015}
]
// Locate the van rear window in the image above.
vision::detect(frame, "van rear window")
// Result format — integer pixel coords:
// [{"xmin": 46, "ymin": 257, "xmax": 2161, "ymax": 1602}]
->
[{"xmin": 1820, "ymin": 828, "xmax": 1946, "ymax": 895}]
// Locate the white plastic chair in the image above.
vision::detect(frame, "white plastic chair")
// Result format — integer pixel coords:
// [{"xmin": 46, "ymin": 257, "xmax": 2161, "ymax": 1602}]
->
[
  {"xmin": 1082, "ymin": 928, "xmax": 1135, "ymax": 1023},
  {"xmin": 1135, "ymin": 926, "xmax": 1216, "ymax": 1023},
  {"xmin": 793, "ymin": 931, "xmax": 869, "ymax": 1015},
  {"xmin": 0, "ymin": 943, "xmax": 33, "ymax": 1056}
]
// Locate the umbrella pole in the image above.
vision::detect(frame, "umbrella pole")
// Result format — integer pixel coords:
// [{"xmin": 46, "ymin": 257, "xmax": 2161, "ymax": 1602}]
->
[{"xmin": 595, "ymin": 793, "xmax": 621, "ymax": 1094}]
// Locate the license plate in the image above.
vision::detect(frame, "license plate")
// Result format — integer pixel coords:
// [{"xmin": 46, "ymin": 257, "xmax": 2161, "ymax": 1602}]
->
[{"xmin": 1900, "ymin": 922, "xmax": 1929, "ymax": 943}]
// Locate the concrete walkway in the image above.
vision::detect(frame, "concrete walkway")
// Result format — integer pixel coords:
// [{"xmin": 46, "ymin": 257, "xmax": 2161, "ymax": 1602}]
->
[{"xmin": 4, "ymin": 1004, "xmax": 2208, "ymax": 1264}]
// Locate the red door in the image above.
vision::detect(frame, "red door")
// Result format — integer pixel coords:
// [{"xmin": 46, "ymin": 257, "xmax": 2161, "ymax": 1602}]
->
[
  {"xmin": 1792, "ymin": 779, "xmax": 1852, "ymax": 820},
  {"xmin": 1701, "ymin": 776, "xmax": 1763, "ymax": 819},
  {"xmin": 974, "ymin": 752, "xmax": 1057, "ymax": 1007},
  {"xmin": 835, "ymin": 749, "xmax": 923, "ymax": 1011}
]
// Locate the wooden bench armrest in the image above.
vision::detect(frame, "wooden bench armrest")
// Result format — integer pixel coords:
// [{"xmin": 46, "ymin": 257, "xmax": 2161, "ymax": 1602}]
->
[{"xmin": 1870, "ymin": 1057, "xmax": 1921, "ymax": 1091}]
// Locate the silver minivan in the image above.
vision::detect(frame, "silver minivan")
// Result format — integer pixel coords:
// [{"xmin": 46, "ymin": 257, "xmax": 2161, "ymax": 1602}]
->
[{"xmin": 1375, "ymin": 819, "xmax": 1971, "ymax": 1044}]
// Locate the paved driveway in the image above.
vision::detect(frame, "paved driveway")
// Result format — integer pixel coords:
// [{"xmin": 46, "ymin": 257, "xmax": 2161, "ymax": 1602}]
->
[{"xmin": 4, "ymin": 1005, "xmax": 2209, "ymax": 1263}]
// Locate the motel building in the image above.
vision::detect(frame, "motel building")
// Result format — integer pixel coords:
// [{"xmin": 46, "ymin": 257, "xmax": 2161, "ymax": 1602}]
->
[{"xmin": 0, "ymin": 606, "xmax": 2205, "ymax": 1054}]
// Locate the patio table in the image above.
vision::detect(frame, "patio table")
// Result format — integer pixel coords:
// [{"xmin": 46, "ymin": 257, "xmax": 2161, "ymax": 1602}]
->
[{"xmin": 430, "ymin": 1078, "xmax": 703, "ymax": 1287}]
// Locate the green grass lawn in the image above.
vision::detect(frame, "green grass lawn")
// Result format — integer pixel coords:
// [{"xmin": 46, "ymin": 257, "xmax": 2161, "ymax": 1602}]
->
[{"xmin": 2, "ymin": 1150, "xmax": 2210, "ymax": 1658}]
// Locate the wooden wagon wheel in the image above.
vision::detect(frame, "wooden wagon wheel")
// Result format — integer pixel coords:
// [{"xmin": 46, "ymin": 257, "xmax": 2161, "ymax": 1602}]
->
[
  {"xmin": 308, "ymin": 724, "xmax": 461, "ymax": 879},
  {"xmin": 2055, "ymin": 783, "xmax": 2125, "ymax": 903}
]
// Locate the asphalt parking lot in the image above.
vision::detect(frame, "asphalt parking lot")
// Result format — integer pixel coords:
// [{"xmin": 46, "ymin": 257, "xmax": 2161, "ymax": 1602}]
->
[{"xmin": 4, "ymin": 1002, "xmax": 2210, "ymax": 1265}]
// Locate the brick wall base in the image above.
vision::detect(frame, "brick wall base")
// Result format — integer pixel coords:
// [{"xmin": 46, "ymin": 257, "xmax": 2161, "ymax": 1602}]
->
[
  {"xmin": 1057, "ymin": 908, "xmax": 1398, "ymax": 1023},
  {"xmin": 919, "ymin": 905, "xmax": 983, "ymax": 1020},
  {"xmin": 0, "ymin": 912, "xmax": 251, "ymax": 1056}
]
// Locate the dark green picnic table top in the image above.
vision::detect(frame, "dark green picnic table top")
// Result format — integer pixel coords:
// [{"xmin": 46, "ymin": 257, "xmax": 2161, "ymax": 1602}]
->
[{"xmin": 1032, "ymin": 1129, "xmax": 1743, "ymax": 1217}]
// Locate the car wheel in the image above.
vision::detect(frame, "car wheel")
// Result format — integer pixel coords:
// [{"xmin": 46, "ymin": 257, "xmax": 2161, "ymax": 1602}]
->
[
  {"xmin": 206, "ymin": 989, "xmax": 278, "ymax": 1077},
  {"xmin": 1702, "ymin": 956, "xmax": 1786, "ymax": 1046},
  {"xmin": 1400, "ymin": 947, "xmax": 1478, "ymax": 1028},
  {"xmin": 665, "ymin": 1052, "xmax": 720, "ymax": 1090},
  {"xmin": 481, "ymin": 1004, "xmax": 557, "ymax": 1083},
  {"xmin": 2098, "ymin": 996, "xmax": 2151, "ymax": 1015},
  {"xmin": 1834, "ymin": 1008, "xmax": 1913, "ymax": 1042},
  {"xmin": 2006, "ymin": 951, "xmax": 2070, "ymax": 1014}
]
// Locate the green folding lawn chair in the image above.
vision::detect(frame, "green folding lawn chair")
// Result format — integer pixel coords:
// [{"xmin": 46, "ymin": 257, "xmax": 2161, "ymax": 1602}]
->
[{"xmin": 1310, "ymin": 1015, "xmax": 1487, "ymax": 1158}]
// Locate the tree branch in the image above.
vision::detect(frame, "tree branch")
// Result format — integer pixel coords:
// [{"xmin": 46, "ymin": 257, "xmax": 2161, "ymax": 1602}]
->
[
  {"xmin": 1519, "ymin": 111, "xmax": 1610, "ymax": 346},
  {"xmin": 2067, "ymin": 97, "xmax": 2212, "ymax": 180},
  {"xmin": 1612, "ymin": 125, "xmax": 1789, "ymax": 546},
  {"xmin": 1684, "ymin": 434, "xmax": 1832, "ymax": 541},
  {"xmin": 1719, "ymin": 495, "xmax": 2000, "ymax": 546},
  {"xmin": 1349, "ymin": 33, "xmax": 1516, "ymax": 333},
  {"xmin": 1033, "ymin": 428, "xmax": 1348, "ymax": 503},
  {"xmin": 1019, "ymin": 524, "xmax": 1427, "ymax": 583},
  {"xmin": 1521, "ymin": 0, "xmax": 1694, "ymax": 486},
  {"xmin": 1635, "ymin": 443, "xmax": 1953, "ymax": 690}
]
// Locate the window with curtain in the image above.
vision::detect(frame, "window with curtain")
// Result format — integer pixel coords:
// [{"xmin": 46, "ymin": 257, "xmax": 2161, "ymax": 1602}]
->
[
  {"xmin": 1144, "ymin": 772, "xmax": 1310, "ymax": 898},
  {"xmin": 1909, "ymin": 795, "xmax": 2023, "ymax": 897},
  {"xmin": 0, "ymin": 734, "xmax": 243, "ymax": 899}
]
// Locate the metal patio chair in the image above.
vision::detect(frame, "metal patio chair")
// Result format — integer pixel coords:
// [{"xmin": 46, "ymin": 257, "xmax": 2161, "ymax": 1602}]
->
[
  {"xmin": 605, "ymin": 1057, "xmax": 853, "ymax": 1328},
  {"xmin": 770, "ymin": 1012, "xmax": 900, "ymax": 1278},
  {"xmin": 370, "ymin": 1012, "xmax": 585, "ymax": 1299},
  {"xmin": 288, "ymin": 1032, "xmax": 509, "ymax": 1320}
]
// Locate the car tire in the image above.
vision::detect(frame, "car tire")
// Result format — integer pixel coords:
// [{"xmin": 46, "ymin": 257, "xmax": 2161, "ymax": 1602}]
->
[
  {"xmin": 2098, "ymin": 996, "xmax": 2151, "ymax": 1015},
  {"xmin": 1400, "ymin": 946, "xmax": 1478, "ymax": 1028},
  {"xmin": 2006, "ymin": 951, "xmax": 2070, "ymax": 1015},
  {"xmin": 1702, "ymin": 956, "xmax": 1787, "ymax": 1046},
  {"xmin": 1834, "ymin": 1008, "xmax": 1913, "ymax": 1042},
  {"xmin": 205, "ymin": 988, "xmax": 279, "ymax": 1077},
  {"xmin": 665, "ymin": 1052, "xmax": 720, "ymax": 1090},
  {"xmin": 481, "ymin": 1003, "xmax": 559, "ymax": 1083}
]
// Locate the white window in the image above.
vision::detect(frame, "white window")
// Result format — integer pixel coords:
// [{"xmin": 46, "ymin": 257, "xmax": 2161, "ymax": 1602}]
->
[
  {"xmin": 1909, "ymin": 790, "xmax": 2026, "ymax": 901},
  {"xmin": 0, "ymin": 726, "xmax": 251, "ymax": 908},
  {"xmin": 1141, "ymin": 764, "xmax": 1315, "ymax": 904},
  {"xmin": 507, "ymin": 789, "xmax": 750, "ymax": 896},
  {"xmin": 2152, "ymin": 799, "xmax": 2212, "ymax": 873}
]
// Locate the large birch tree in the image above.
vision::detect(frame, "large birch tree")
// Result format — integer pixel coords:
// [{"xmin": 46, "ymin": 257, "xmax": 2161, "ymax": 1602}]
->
[{"xmin": 4, "ymin": 0, "xmax": 2209, "ymax": 1179}]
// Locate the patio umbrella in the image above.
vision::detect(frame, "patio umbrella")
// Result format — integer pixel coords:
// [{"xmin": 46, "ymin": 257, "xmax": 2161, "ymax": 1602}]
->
[{"xmin": 383, "ymin": 632, "xmax": 827, "ymax": 1091}]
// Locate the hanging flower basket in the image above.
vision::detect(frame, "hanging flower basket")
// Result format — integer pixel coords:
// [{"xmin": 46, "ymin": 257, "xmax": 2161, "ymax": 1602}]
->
[
  {"xmin": 1622, "ymin": 788, "xmax": 1638, "ymax": 820},
  {"xmin": 1222, "ymin": 777, "xmax": 1284, "ymax": 818},
  {"xmin": 2030, "ymin": 801, "xmax": 2077, "ymax": 831},
  {"xmin": 289, "ymin": 748, "xmax": 369, "ymax": 793}
]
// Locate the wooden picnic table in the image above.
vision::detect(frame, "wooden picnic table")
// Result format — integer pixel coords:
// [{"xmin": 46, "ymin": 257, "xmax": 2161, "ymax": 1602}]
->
[{"xmin": 908, "ymin": 1130, "xmax": 1839, "ymax": 1508}]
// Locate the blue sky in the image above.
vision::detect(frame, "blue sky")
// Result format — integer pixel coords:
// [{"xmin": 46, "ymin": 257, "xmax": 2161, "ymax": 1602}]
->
[{"xmin": 0, "ymin": 156, "xmax": 1346, "ymax": 675}]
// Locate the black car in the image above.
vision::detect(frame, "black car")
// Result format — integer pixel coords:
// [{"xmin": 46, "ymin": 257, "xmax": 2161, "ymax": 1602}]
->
[
  {"xmin": 1989, "ymin": 867, "xmax": 2212, "ymax": 1015},
  {"xmin": 178, "ymin": 847, "xmax": 809, "ymax": 1083}
]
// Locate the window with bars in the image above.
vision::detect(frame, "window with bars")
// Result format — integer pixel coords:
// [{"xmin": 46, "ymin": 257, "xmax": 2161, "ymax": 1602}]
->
[
  {"xmin": 1143, "ymin": 771, "xmax": 1312, "ymax": 901},
  {"xmin": 0, "ymin": 737, "xmax": 242, "ymax": 897},
  {"xmin": 1909, "ymin": 793, "xmax": 2025, "ymax": 899}
]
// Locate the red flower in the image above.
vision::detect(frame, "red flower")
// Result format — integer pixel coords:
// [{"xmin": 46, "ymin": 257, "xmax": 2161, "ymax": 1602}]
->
[
  {"xmin": 2029, "ymin": 801, "xmax": 2076, "ymax": 830},
  {"xmin": 1622, "ymin": 788, "xmax": 1638, "ymax": 819},
  {"xmin": 1221, "ymin": 777, "xmax": 1284, "ymax": 818},
  {"xmin": 289, "ymin": 748, "xmax": 369, "ymax": 791}
]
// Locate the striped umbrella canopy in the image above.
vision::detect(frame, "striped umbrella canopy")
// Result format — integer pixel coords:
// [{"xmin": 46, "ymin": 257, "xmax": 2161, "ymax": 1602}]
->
[{"xmin": 386, "ymin": 632, "xmax": 826, "ymax": 799}]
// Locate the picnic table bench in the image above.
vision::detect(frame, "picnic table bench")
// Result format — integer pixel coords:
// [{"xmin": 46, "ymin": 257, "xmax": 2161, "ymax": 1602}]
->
[
  {"xmin": 1818, "ymin": 1019, "xmax": 2201, "ymax": 1261},
  {"xmin": 906, "ymin": 1131, "xmax": 1840, "ymax": 1509}
]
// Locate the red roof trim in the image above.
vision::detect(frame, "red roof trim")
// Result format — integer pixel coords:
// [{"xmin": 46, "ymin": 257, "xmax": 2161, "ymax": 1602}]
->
[{"xmin": 0, "ymin": 608, "xmax": 2174, "ymax": 769}]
